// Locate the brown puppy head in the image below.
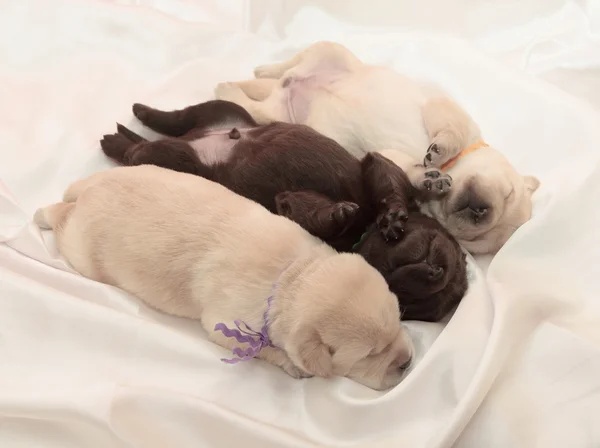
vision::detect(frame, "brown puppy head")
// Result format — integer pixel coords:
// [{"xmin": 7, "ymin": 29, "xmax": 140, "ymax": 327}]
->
[
  {"xmin": 283, "ymin": 253, "xmax": 413, "ymax": 390},
  {"xmin": 355, "ymin": 213, "xmax": 468, "ymax": 322}
]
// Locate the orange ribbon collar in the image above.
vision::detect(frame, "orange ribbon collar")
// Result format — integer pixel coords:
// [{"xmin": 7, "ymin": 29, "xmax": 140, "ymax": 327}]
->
[{"xmin": 440, "ymin": 140, "xmax": 489, "ymax": 171}]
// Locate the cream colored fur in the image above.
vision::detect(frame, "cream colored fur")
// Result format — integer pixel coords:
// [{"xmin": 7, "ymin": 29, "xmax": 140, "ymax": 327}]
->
[
  {"xmin": 214, "ymin": 41, "xmax": 540, "ymax": 254},
  {"xmin": 34, "ymin": 165, "xmax": 413, "ymax": 390}
]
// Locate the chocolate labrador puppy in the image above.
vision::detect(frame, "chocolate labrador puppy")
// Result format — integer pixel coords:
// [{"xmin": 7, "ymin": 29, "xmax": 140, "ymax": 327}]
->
[{"xmin": 100, "ymin": 100, "xmax": 468, "ymax": 321}]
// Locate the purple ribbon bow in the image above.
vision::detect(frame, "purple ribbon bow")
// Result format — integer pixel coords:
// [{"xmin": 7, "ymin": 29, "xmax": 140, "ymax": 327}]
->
[{"xmin": 214, "ymin": 294, "xmax": 276, "ymax": 364}]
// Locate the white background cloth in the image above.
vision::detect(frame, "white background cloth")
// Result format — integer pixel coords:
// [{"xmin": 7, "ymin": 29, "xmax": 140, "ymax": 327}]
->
[{"xmin": 1, "ymin": 1, "xmax": 600, "ymax": 447}]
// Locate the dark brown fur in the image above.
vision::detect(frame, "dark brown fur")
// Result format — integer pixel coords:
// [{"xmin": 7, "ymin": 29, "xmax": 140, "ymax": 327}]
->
[
  {"xmin": 356, "ymin": 214, "xmax": 468, "ymax": 321},
  {"xmin": 100, "ymin": 100, "xmax": 468, "ymax": 322}
]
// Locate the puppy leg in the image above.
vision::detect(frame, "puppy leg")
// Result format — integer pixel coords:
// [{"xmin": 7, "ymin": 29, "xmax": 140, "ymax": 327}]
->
[
  {"xmin": 234, "ymin": 79, "xmax": 278, "ymax": 101},
  {"xmin": 34, "ymin": 202, "xmax": 74, "ymax": 230},
  {"xmin": 218, "ymin": 43, "xmax": 362, "ymax": 123},
  {"xmin": 254, "ymin": 41, "xmax": 362, "ymax": 79},
  {"xmin": 421, "ymin": 96, "xmax": 482, "ymax": 167},
  {"xmin": 132, "ymin": 103, "xmax": 200, "ymax": 137},
  {"xmin": 254, "ymin": 57, "xmax": 302, "ymax": 79},
  {"xmin": 100, "ymin": 131, "xmax": 137, "ymax": 164},
  {"xmin": 132, "ymin": 100, "xmax": 257, "ymax": 137},
  {"xmin": 361, "ymin": 153, "xmax": 412, "ymax": 241},
  {"xmin": 275, "ymin": 190, "xmax": 359, "ymax": 240},
  {"xmin": 214, "ymin": 82, "xmax": 286, "ymax": 124},
  {"xmin": 378, "ymin": 150, "xmax": 452, "ymax": 201},
  {"xmin": 124, "ymin": 140, "xmax": 212, "ymax": 178}
]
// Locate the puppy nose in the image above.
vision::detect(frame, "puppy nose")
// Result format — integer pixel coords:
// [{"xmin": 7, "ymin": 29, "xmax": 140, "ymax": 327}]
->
[
  {"xmin": 471, "ymin": 207, "xmax": 489, "ymax": 224},
  {"xmin": 428, "ymin": 264, "xmax": 444, "ymax": 281}
]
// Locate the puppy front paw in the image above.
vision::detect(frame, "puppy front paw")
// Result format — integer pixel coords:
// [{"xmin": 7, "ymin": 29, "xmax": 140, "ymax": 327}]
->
[
  {"xmin": 376, "ymin": 203, "xmax": 408, "ymax": 242},
  {"xmin": 280, "ymin": 360, "xmax": 313, "ymax": 379},
  {"xmin": 424, "ymin": 142, "xmax": 446, "ymax": 167},
  {"xmin": 424, "ymin": 134, "xmax": 462, "ymax": 167},
  {"xmin": 414, "ymin": 168, "xmax": 452, "ymax": 199}
]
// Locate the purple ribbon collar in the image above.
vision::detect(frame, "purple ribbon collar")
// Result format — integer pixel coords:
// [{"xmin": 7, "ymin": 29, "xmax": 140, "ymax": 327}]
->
[{"xmin": 213, "ymin": 284, "xmax": 279, "ymax": 364}]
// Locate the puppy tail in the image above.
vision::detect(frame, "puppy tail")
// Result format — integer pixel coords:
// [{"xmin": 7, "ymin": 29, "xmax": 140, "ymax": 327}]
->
[{"xmin": 100, "ymin": 123, "xmax": 146, "ymax": 164}]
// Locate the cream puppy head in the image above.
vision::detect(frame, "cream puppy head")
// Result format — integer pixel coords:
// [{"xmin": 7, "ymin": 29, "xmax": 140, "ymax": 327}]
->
[
  {"xmin": 281, "ymin": 253, "xmax": 413, "ymax": 390},
  {"xmin": 423, "ymin": 147, "xmax": 540, "ymax": 254}
]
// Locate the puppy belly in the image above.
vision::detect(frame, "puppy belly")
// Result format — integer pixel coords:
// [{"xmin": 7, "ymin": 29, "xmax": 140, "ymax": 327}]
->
[
  {"xmin": 285, "ymin": 82, "xmax": 313, "ymax": 124},
  {"xmin": 189, "ymin": 132, "xmax": 247, "ymax": 166},
  {"xmin": 282, "ymin": 73, "xmax": 344, "ymax": 124}
]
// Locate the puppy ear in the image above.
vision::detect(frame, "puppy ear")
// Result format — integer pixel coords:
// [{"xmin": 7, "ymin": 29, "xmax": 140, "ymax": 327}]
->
[
  {"xmin": 291, "ymin": 326, "xmax": 333, "ymax": 378},
  {"xmin": 330, "ymin": 343, "xmax": 373, "ymax": 377},
  {"xmin": 523, "ymin": 175, "xmax": 540, "ymax": 194}
]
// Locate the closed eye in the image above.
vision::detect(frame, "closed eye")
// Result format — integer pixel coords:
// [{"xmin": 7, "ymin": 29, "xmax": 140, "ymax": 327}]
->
[{"xmin": 369, "ymin": 342, "xmax": 391, "ymax": 357}]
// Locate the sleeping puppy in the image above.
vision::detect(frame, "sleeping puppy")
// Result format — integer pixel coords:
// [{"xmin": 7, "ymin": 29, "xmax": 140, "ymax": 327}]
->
[
  {"xmin": 34, "ymin": 165, "xmax": 413, "ymax": 390},
  {"xmin": 213, "ymin": 41, "xmax": 541, "ymax": 254},
  {"xmin": 100, "ymin": 100, "xmax": 467, "ymax": 322},
  {"xmin": 356, "ymin": 213, "xmax": 468, "ymax": 322}
]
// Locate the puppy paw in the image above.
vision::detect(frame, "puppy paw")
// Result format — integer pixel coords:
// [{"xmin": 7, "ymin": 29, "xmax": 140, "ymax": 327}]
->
[
  {"xmin": 280, "ymin": 361, "xmax": 313, "ymax": 379},
  {"xmin": 254, "ymin": 64, "xmax": 280, "ymax": 79},
  {"xmin": 100, "ymin": 133, "xmax": 132, "ymax": 161},
  {"xmin": 214, "ymin": 82, "xmax": 246, "ymax": 103},
  {"xmin": 132, "ymin": 103, "xmax": 151, "ymax": 121},
  {"xmin": 254, "ymin": 65, "xmax": 271, "ymax": 78},
  {"xmin": 415, "ymin": 168, "xmax": 452, "ymax": 198},
  {"xmin": 331, "ymin": 201, "xmax": 360, "ymax": 226},
  {"xmin": 376, "ymin": 203, "xmax": 408, "ymax": 242},
  {"xmin": 33, "ymin": 208, "xmax": 51, "ymax": 229},
  {"xmin": 424, "ymin": 134, "xmax": 462, "ymax": 168}
]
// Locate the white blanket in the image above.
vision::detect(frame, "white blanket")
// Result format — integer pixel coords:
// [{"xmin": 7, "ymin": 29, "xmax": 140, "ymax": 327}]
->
[{"xmin": 1, "ymin": 1, "xmax": 600, "ymax": 447}]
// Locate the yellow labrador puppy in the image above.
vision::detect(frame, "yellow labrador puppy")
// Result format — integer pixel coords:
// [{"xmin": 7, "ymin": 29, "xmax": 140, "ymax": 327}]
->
[
  {"xmin": 214, "ymin": 41, "xmax": 540, "ymax": 254},
  {"xmin": 34, "ymin": 165, "xmax": 413, "ymax": 390}
]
